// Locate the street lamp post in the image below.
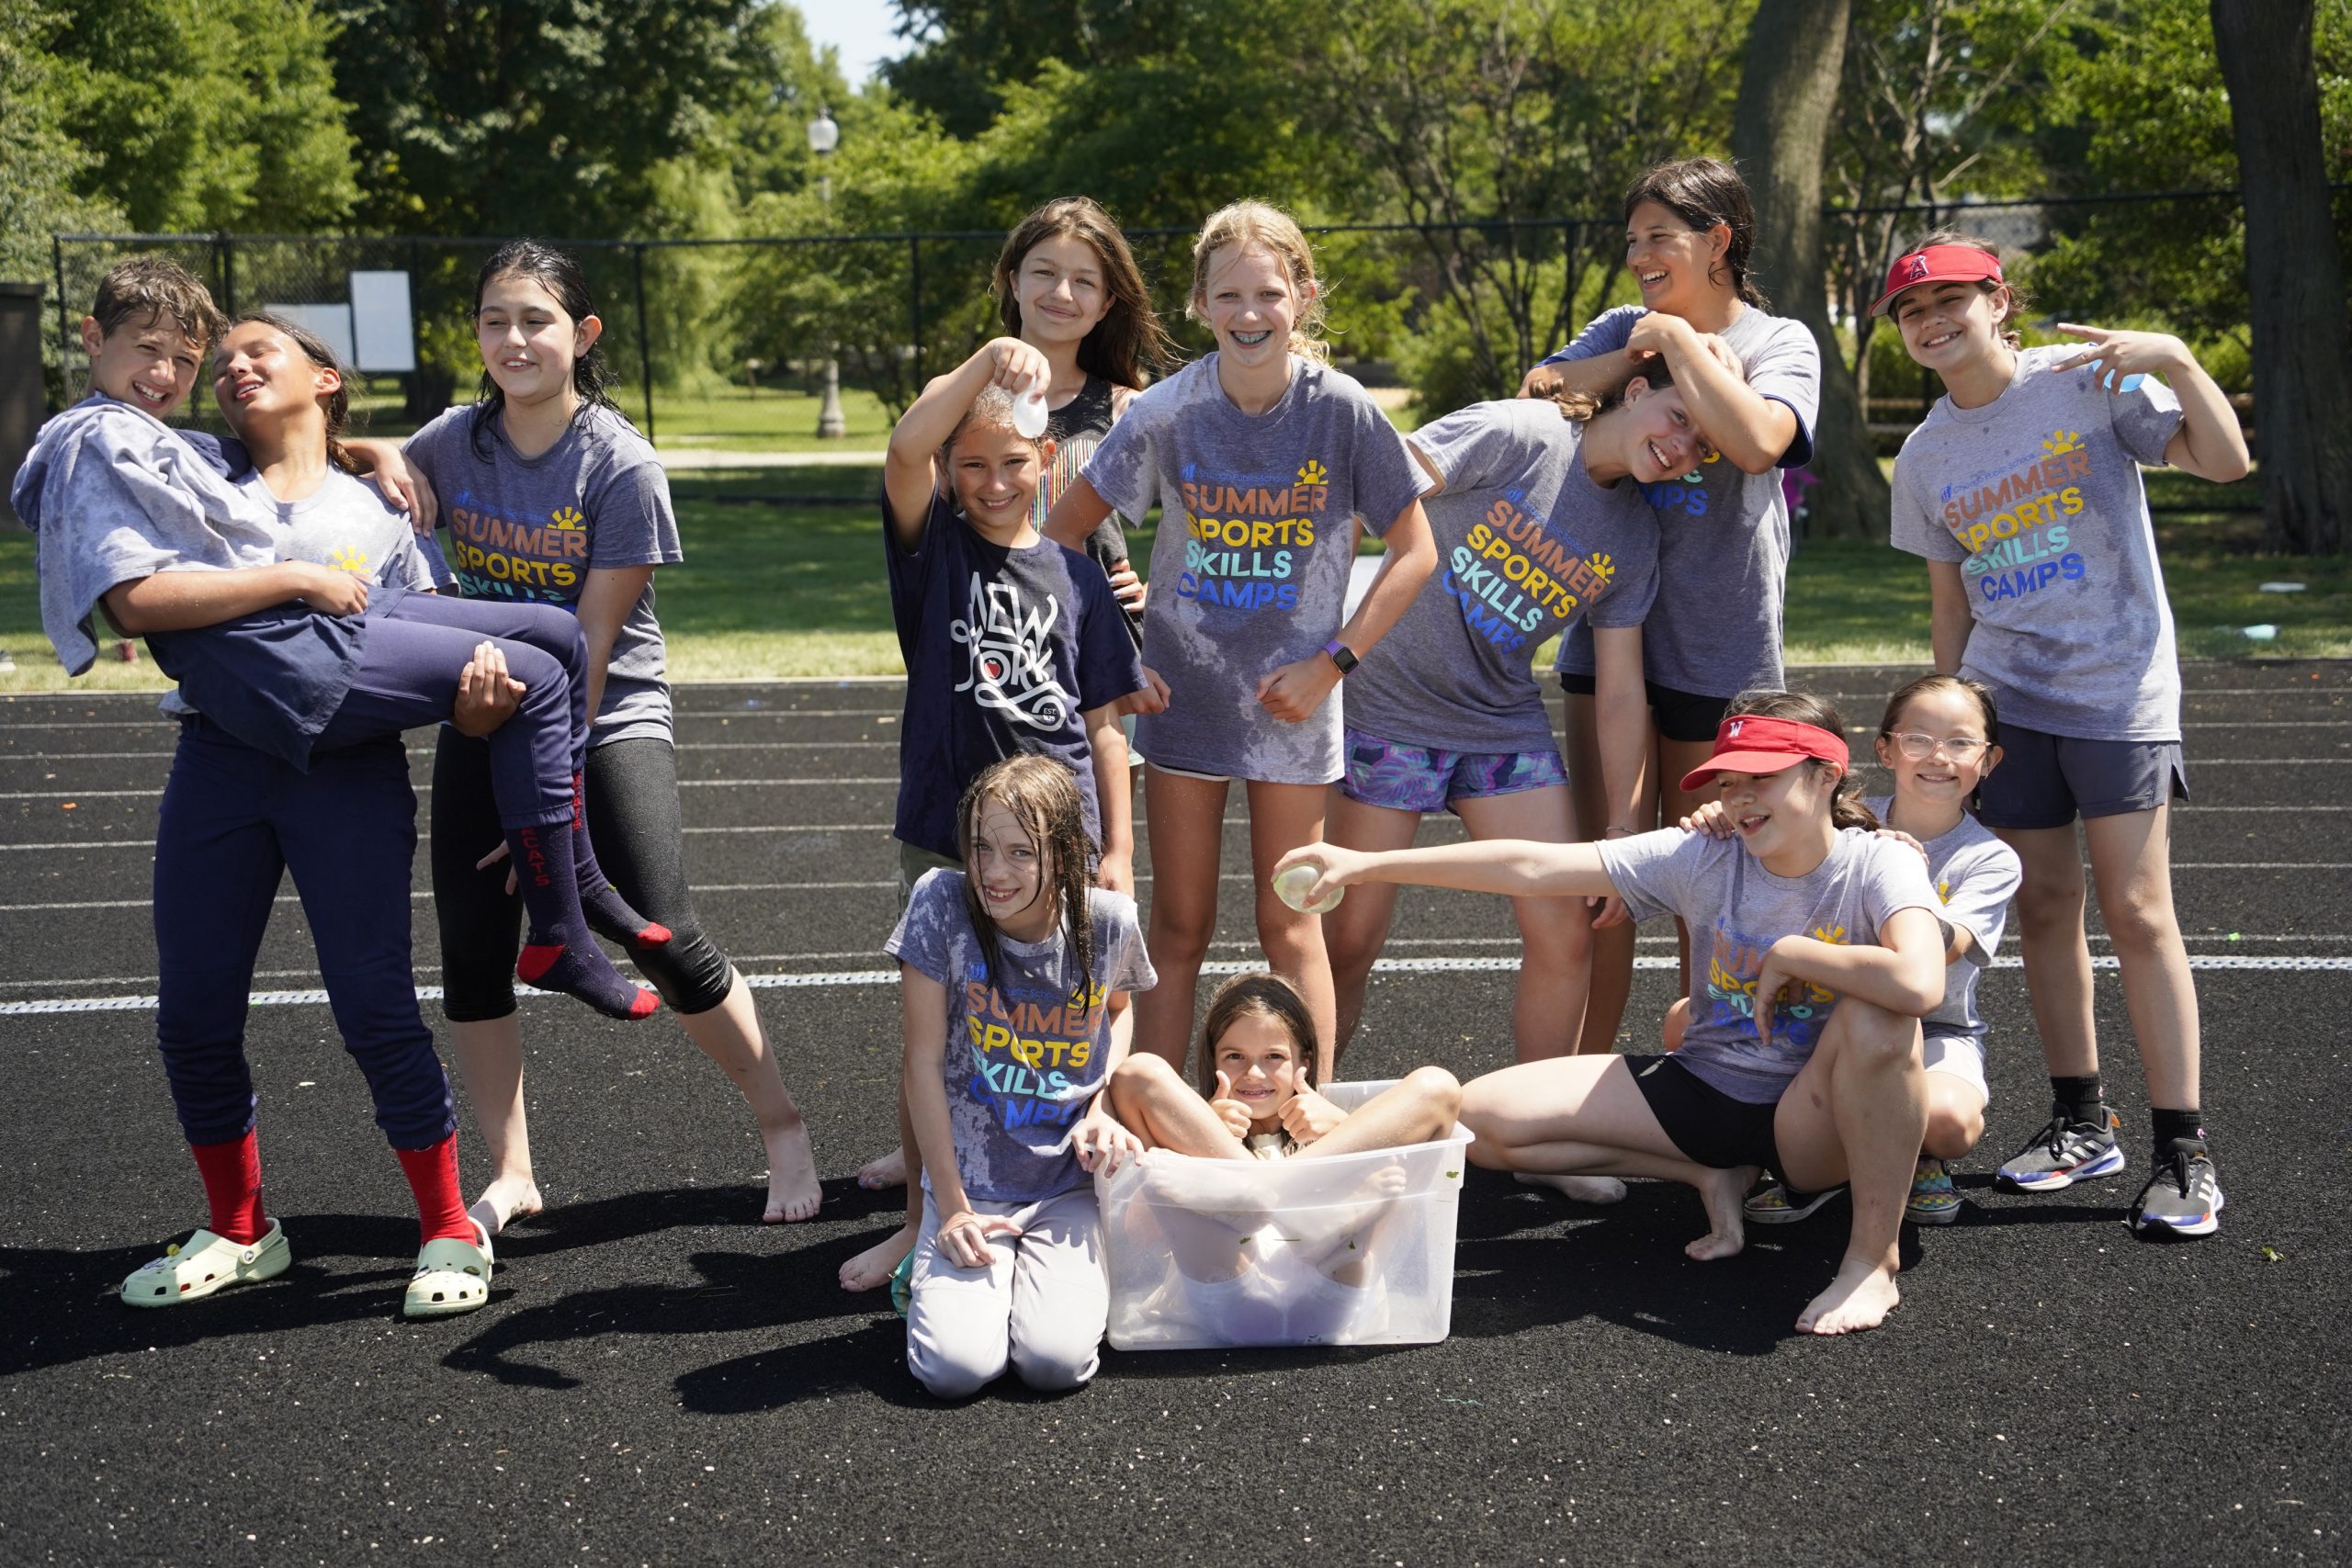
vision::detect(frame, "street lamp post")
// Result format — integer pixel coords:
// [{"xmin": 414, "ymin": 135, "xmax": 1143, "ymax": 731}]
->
[{"xmin": 808, "ymin": 107, "xmax": 846, "ymax": 440}]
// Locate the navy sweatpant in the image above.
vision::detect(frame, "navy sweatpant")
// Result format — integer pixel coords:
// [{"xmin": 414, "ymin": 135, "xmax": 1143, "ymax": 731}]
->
[
  {"xmin": 312, "ymin": 594, "xmax": 588, "ymax": 828},
  {"xmin": 153, "ymin": 716, "xmax": 453, "ymax": 1150}
]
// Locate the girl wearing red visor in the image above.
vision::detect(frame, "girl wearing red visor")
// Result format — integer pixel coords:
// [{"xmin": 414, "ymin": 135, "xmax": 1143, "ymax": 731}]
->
[
  {"xmin": 1275, "ymin": 692, "xmax": 1946, "ymax": 1336},
  {"xmin": 1878, "ymin": 232, "xmax": 2248, "ymax": 1238}
]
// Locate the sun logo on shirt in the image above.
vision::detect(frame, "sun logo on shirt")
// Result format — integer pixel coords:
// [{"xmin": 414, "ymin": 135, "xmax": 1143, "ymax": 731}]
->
[
  {"xmin": 1295, "ymin": 460, "xmax": 1328, "ymax": 487},
  {"xmin": 1589, "ymin": 552, "xmax": 1615, "ymax": 581},
  {"xmin": 549, "ymin": 506, "xmax": 586, "ymax": 530},
  {"xmin": 1937, "ymin": 877, "xmax": 1953, "ymax": 905},
  {"xmin": 2041, "ymin": 429, "xmax": 2084, "ymax": 458},
  {"xmin": 328, "ymin": 547, "xmax": 368, "ymax": 573},
  {"xmin": 1812, "ymin": 923, "xmax": 1850, "ymax": 946}
]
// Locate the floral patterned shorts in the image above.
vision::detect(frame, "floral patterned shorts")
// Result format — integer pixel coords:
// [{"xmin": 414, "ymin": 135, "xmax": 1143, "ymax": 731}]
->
[{"xmin": 1338, "ymin": 728, "xmax": 1568, "ymax": 816}]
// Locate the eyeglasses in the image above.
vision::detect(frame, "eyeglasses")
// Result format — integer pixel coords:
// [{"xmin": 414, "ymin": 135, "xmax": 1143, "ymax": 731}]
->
[{"xmin": 1886, "ymin": 730, "xmax": 1989, "ymax": 762}]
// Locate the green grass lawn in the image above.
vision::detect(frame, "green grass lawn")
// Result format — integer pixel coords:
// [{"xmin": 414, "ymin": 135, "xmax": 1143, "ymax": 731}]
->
[
  {"xmin": 4, "ymin": 464, "xmax": 2343, "ymax": 693},
  {"xmin": 342, "ymin": 383, "xmax": 898, "ymax": 452}
]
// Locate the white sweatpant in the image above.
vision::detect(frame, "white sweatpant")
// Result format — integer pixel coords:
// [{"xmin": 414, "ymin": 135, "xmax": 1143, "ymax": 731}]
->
[{"xmin": 905, "ymin": 1186, "xmax": 1108, "ymax": 1399}]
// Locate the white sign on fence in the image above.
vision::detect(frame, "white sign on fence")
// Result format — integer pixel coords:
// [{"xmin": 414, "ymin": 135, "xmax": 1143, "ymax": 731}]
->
[{"xmin": 349, "ymin": 271, "xmax": 416, "ymax": 373}]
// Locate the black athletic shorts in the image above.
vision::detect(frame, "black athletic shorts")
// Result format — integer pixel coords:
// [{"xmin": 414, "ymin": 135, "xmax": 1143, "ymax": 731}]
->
[
  {"xmin": 1624, "ymin": 1054, "xmax": 1781, "ymax": 1171},
  {"xmin": 1557, "ymin": 672, "xmax": 1730, "ymax": 745}
]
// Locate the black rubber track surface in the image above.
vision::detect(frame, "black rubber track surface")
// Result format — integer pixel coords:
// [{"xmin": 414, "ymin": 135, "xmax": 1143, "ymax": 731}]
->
[{"xmin": 1, "ymin": 663, "xmax": 2346, "ymax": 1565}]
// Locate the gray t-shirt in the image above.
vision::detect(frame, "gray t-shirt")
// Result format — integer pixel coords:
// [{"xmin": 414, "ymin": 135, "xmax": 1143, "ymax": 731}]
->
[
  {"xmin": 1865, "ymin": 797, "xmax": 2021, "ymax": 1044},
  {"xmin": 403, "ymin": 404, "xmax": 684, "ymax": 746},
  {"xmin": 1081, "ymin": 355, "xmax": 1427, "ymax": 783},
  {"xmin": 161, "ymin": 468, "xmax": 440, "ymax": 720},
  {"xmin": 1545, "ymin": 305, "xmax": 1819, "ymax": 697},
  {"xmin": 1347, "ymin": 400, "xmax": 1658, "ymax": 754},
  {"xmin": 888, "ymin": 868, "xmax": 1158, "ymax": 1204},
  {"xmin": 1890, "ymin": 344, "xmax": 2186, "ymax": 741},
  {"xmin": 1598, "ymin": 826, "xmax": 1940, "ymax": 1102}
]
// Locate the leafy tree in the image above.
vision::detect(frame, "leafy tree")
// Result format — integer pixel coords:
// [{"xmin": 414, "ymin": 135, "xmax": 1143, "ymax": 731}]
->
[
  {"xmin": 0, "ymin": 1, "xmax": 123, "ymax": 284},
  {"xmin": 43, "ymin": 0, "xmax": 359, "ymax": 232},
  {"xmin": 2212, "ymin": 0, "xmax": 2352, "ymax": 554},
  {"xmin": 1294, "ymin": 0, "xmax": 1752, "ymax": 406},
  {"xmin": 325, "ymin": 1, "xmax": 782, "ymax": 238}
]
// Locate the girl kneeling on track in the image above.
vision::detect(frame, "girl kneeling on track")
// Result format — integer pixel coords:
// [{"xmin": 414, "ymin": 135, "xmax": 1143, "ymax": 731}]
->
[
  {"xmin": 1728, "ymin": 675, "xmax": 2021, "ymax": 1228},
  {"xmin": 889, "ymin": 755, "xmax": 1156, "ymax": 1398},
  {"xmin": 1276, "ymin": 691, "xmax": 1948, "ymax": 1337},
  {"xmin": 1323, "ymin": 362, "xmax": 1703, "ymax": 1075},
  {"xmin": 1105, "ymin": 972, "xmax": 1460, "ymax": 1344}
]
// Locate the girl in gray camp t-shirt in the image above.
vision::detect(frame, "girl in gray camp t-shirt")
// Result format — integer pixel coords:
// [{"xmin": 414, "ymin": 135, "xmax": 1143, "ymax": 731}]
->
[
  {"xmin": 1597, "ymin": 827, "xmax": 1940, "ymax": 1103},
  {"xmin": 1080, "ymin": 353, "xmax": 1426, "ymax": 785},
  {"xmin": 1347, "ymin": 398, "xmax": 1660, "ymax": 758},
  {"xmin": 1890, "ymin": 345, "xmax": 2185, "ymax": 744},
  {"xmin": 1544, "ymin": 303, "xmax": 1820, "ymax": 699}
]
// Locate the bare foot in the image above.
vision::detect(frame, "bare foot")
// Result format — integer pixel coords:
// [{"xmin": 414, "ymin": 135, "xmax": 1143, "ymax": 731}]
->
[
  {"xmin": 856, "ymin": 1145, "xmax": 907, "ymax": 1190},
  {"xmin": 1795, "ymin": 1258, "xmax": 1902, "ymax": 1335},
  {"xmin": 468, "ymin": 1175, "xmax": 545, "ymax": 1238},
  {"xmin": 1684, "ymin": 1165, "xmax": 1758, "ymax": 1261},
  {"xmin": 1514, "ymin": 1172, "xmax": 1628, "ymax": 1204},
  {"xmin": 839, "ymin": 1222, "xmax": 916, "ymax": 1292},
  {"xmin": 762, "ymin": 1114, "xmax": 823, "ymax": 1223}
]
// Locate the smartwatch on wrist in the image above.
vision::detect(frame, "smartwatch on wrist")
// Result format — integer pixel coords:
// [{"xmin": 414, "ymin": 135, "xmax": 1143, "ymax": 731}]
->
[{"xmin": 1322, "ymin": 638, "xmax": 1359, "ymax": 676}]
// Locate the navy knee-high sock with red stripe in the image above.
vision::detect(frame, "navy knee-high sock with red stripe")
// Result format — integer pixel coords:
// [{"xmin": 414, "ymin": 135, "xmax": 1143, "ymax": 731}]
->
[
  {"xmin": 507, "ymin": 820, "xmax": 660, "ymax": 1021},
  {"xmin": 569, "ymin": 770, "xmax": 671, "ymax": 950}
]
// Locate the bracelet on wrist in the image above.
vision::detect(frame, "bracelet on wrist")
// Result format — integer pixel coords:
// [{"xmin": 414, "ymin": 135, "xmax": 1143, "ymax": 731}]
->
[{"xmin": 1601, "ymin": 826, "xmax": 1638, "ymax": 839}]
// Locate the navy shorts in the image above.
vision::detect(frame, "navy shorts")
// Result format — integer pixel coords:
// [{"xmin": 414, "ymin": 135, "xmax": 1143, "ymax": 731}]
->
[
  {"xmin": 1558, "ymin": 672, "xmax": 1729, "ymax": 745},
  {"xmin": 1624, "ymin": 1054, "xmax": 1781, "ymax": 1172},
  {"xmin": 1976, "ymin": 721, "xmax": 2189, "ymax": 830}
]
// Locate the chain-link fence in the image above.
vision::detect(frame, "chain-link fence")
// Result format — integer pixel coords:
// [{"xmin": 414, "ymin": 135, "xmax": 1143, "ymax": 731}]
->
[{"xmin": 46, "ymin": 188, "xmax": 2325, "ymax": 453}]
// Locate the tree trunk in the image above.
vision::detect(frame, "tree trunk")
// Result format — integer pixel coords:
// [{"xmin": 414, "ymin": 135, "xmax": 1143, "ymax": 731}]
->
[
  {"xmin": 2211, "ymin": 0, "xmax": 2352, "ymax": 555},
  {"xmin": 1731, "ymin": 0, "xmax": 1889, "ymax": 542}
]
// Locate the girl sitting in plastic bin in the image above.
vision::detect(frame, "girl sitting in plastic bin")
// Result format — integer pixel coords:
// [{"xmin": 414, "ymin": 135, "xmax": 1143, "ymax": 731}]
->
[{"xmin": 1103, "ymin": 974, "xmax": 1463, "ymax": 1346}]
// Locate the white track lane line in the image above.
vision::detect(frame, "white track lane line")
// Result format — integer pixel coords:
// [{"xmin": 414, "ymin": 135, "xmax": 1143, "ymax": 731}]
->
[{"xmin": 6, "ymin": 952, "xmax": 2348, "ymax": 1015}]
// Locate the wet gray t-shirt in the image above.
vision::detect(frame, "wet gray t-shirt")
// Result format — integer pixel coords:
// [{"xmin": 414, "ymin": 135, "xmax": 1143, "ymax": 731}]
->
[
  {"xmin": 403, "ymin": 405, "xmax": 684, "ymax": 746},
  {"xmin": 888, "ymin": 869, "xmax": 1158, "ymax": 1204},
  {"xmin": 1865, "ymin": 797, "xmax": 2020, "ymax": 1044},
  {"xmin": 1347, "ymin": 400, "xmax": 1657, "ymax": 754},
  {"xmin": 1545, "ymin": 305, "xmax": 1819, "ymax": 696},
  {"xmin": 1598, "ymin": 826, "xmax": 1939, "ymax": 1102},
  {"xmin": 161, "ymin": 468, "xmax": 441, "ymax": 720},
  {"xmin": 1890, "ymin": 345, "xmax": 2186, "ymax": 741},
  {"xmin": 1081, "ymin": 355, "xmax": 1426, "ymax": 783}
]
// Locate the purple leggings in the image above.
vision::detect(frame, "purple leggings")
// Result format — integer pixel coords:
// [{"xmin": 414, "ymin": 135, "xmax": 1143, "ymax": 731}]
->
[{"xmin": 312, "ymin": 595, "xmax": 586, "ymax": 828}]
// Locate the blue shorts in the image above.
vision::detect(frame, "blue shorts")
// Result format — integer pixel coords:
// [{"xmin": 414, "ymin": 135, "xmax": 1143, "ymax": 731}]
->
[
  {"xmin": 1976, "ymin": 722, "xmax": 2188, "ymax": 830},
  {"xmin": 1338, "ymin": 728, "xmax": 1568, "ymax": 815}
]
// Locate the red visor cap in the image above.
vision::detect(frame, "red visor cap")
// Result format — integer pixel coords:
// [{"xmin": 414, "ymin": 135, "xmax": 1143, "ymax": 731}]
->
[
  {"xmin": 1870, "ymin": 244, "xmax": 2005, "ymax": 318},
  {"xmin": 1679, "ymin": 716, "xmax": 1851, "ymax": 793}
]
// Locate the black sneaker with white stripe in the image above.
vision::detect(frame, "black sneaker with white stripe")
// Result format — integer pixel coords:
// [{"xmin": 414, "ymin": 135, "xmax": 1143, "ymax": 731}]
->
[{"xmin": 2131, "ymin": 1142, "xmax": 2224, "ymax": 1237}]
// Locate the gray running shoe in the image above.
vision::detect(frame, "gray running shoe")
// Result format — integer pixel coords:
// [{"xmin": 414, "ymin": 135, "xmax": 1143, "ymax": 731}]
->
[
  {"xmin": 1997, "ymin": 1102, "xmax": 2126, "ymax": 1191},
  {"xmin": 2130, "ymin": 1144, "xmax": 2224, "ymax": 1237}
]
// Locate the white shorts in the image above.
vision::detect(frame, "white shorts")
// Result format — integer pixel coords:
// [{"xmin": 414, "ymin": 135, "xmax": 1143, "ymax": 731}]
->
[{"xmin": 1921, "ymin": 1033, "xmax": 1989, "ymax": 1106}]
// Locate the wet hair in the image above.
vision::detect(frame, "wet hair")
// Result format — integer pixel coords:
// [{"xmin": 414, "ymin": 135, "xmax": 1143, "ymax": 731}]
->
[
  {"xmin": 1188, "ymin": 200, "xmax": 1330, "ymax": 365},
  {"xmin": 89, "ymin": 255, "xmax": 224, "ymax": 352},
  {"xmin": 1545, "ymin": 350, "xmax": 1680, "ymax": 423},
  {"xmin": 1877, "ymin": 673, "xmax": 2001, "ymax": 808},
  {"xmin": 993, "ymin": 197, "xmax": 1175, "ymax": 390},
  {"xmin": 468, "ymin": 239, "xmax": 629, "ymax": 459},
  {"xmin": 223, "ymin": 312, "xmax": 362, "ymax": 474},
  {"xmin": 1723, "ymin": 689, "xmax": 1880, "ymax": 830},
  {"xmin": 1197, "ymin": 972, "xmax": 1319, "ymax": 1100},
  {"xmin": 1895, "ymin": 229, "xmax": 2029, "ymax": 348},
  {"xmin": 956, "ymin": 755, "xmax": 1098, "ymax": 1006},
  {"xmin": 1624, "ymin": 157, "xmax": 1765, "ymax": 309},
  {"xmin": 943, "ymin": 383, "xmax": 1046, "ymax": 464}
]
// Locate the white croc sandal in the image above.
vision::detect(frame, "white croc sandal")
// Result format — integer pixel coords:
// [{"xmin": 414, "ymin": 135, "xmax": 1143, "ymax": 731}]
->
[
  {"xmin": 120, "ymin": 1220, "xmax": 291, "ymax": 1307},
  {"xmin": 403, "ymin": 1223, "xmax": 493, "ymax": 1319}
]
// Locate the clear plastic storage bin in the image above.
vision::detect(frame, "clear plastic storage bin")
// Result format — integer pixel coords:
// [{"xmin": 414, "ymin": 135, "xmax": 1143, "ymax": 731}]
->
[{"xmin": 1097, "ymin": 1079, "xmax": 1473, "ymax": 1350}]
